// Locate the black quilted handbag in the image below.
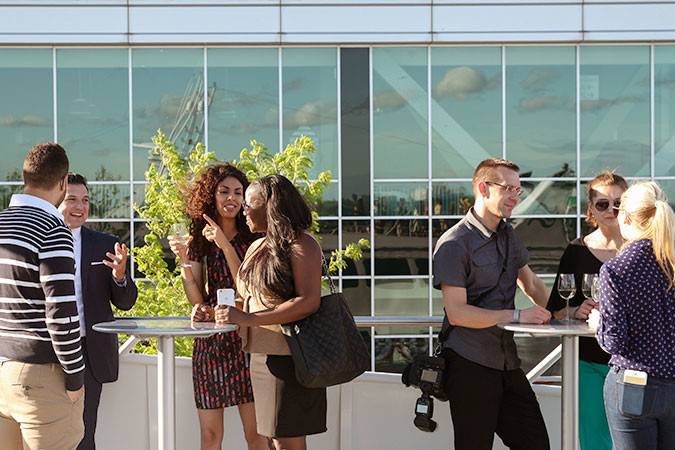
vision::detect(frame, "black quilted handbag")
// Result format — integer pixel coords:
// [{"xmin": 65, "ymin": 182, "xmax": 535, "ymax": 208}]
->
[{"xmin": 281, "ymin": 263, "xmax": 370, "ymax": 388}]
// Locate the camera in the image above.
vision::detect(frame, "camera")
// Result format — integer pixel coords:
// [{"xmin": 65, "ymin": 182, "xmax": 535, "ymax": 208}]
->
[{"xmin": 401, "ymin": 355, "xmax": 447, "ymax": 432}]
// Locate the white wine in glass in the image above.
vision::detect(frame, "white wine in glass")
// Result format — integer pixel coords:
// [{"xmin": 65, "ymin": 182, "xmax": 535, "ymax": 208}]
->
[
  {"xmin": 558, "ymin": 273, "xmax": 576, "ymax": 322},
  {"xmin": 171, "ymin": 222, "xmax": 191, "ymax": 267}
]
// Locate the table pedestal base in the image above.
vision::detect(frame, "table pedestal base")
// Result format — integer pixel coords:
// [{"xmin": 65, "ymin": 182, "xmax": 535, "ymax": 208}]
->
[
  {"xmin": 158, "ymin": 336, "xmax": 175, "ymax": 450},
  {"xmin": 561, "ymin": 335, "xmax": 579, "ymax": 450}
]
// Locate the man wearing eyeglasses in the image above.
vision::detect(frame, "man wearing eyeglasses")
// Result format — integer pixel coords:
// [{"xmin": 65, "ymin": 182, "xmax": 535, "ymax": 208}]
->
[{"xmin": 433, "ymin": 158, "xmax": 551, "ymax": 450}]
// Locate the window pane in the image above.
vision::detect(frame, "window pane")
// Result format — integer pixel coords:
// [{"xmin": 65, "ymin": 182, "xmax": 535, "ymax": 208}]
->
[
  {"xmin": 282, "ymin": 48, "xmax": 337, "ymax": 177},
  {"xmin": 342, "ymin": 220, "xmax": 371, "ymax": 276},
  {"xmin": 506, "ymin": 47, "xmax": 576, "ymax": 177},
  {"xmin": 374, "ymin": 219, "xmax": 428, "ymax": 275},
  {"xmin": 341, "ymin": 48, "xmax": 371, "ymax": 216},
  {"xmin": 375, "ymin": 337, "xmax": 428, "ymax": 373},
  {"xmin": 512, "ymin": 218, "xmax": 577, "ymax": 274},
  {"xmin": 342, "ymin": 278, "xmax": 371, "ymax": 316},
  {"xmin": 432, "ymin": 182, "xmax": 474, "ymax": 216},
  {"xmin": 88, "ymin": 221, "xmax": 131, "ymax": 245},
  {"xmin": 375, "ymin": 279, "xmax": 429, "ymax": 335},
  {"xmin": 207, "ymin": 48, "xmax": 278, "ymax": 162},
  {"xmin": 57, "ymin": 49, "xmax": 129, "ymax": 181},
  {"xmin": 654, "ymin": 46, "xmax": 675, "ymax": 176},
  {"xmin": 660, "ymin": 180, "xmax": 675, "ymax": 210},
  {"xmin": 431, "ymin": 47, "xmax": 501, "ymax": 178},
  {"xmin": 0, "ymin": 185, "xmax": 23, "ymax": 209},
  {"xmin": 317, "ymin": 182, "xmax": 338, "ymax": 217},
  {"xmin": 580, "ymin": 46, "xmax": 650, "ymax": 177},
  {"xmin": 513, "ymin": 181, "xmax": 577, "ymax": 215},
  {"xmin": 0, "ymin": 49, "xmax": 53, "ymax": 181},
  {"xmin": 88, "ymin": 184, "xmax": 130, "ymax": 219},
  {"xmin": 373, "ymin": 48, "xmax": 427, "ymax": 178},
  {"xmin": 374, "ymin": 182, "xmax": 427, "ymax": 216},
  {"xmin": 132, "ymin": 49, "xmax": 204, "ymax": 181},
  {"xmin": 317, "ymin": 220, "xmax": 337, "ymax": 262}
]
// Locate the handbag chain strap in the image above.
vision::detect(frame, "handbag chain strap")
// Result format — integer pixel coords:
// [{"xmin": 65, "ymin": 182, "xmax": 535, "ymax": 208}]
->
[{"xmin": 321, "ymin": 257, "xmax": 338, "ymax": 295}]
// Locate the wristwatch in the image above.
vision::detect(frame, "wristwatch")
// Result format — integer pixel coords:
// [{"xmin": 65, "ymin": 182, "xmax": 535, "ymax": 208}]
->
[{"xmin": 512, "ymin": 309, "xmax": 520, "ymax": 323}]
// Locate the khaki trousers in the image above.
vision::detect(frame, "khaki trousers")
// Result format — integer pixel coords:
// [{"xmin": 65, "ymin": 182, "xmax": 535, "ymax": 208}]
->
[{"xmin": 0, "ymin": 361, "xmax": 84, "ymax": 450}]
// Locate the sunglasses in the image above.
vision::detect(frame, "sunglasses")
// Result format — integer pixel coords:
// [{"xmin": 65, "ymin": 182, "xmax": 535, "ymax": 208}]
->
[{"xmin": 594, "ymin": 199, "xmax": 621, "ymax": 215}]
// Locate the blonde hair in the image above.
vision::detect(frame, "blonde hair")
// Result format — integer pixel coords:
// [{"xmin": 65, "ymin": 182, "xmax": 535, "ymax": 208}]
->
[
  {"xmin": 585, "ymin": 170, "xmax": 628, "ymax": 227},
  {"xmin": 620, "ymin": 181, "xmax": 675, "ymax": 289}
]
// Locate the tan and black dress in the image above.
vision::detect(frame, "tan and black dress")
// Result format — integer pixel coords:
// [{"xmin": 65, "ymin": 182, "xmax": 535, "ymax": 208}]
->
[{"xmin": 236, "ymin": 242, "xmax": 327, "ymax": 438}]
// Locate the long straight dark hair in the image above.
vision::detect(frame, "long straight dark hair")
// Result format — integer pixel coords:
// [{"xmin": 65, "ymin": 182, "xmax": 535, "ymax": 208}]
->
[{"xmin": 238, "ymin": 174, "xmax": 313, "ymax": 300}]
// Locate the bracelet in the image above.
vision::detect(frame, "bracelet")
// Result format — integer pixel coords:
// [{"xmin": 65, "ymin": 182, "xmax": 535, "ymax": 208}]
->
[{"xmin": 512, "ymin": 309, "xmax": 520, "ymax": 323}]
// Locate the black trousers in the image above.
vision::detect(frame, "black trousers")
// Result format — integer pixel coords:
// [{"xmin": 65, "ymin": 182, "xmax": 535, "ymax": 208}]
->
[
  {"xmin": 77, "ymin": 339, "xmax": 104, "ymax": 450},
  {"xmin": 443, "ymin": 349, "xmax": 550, "ymax": 450}
]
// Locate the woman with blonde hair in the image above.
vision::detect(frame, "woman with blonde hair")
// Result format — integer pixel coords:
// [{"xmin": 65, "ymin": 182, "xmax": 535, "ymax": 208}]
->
[
  {"xmin": 598, "ymin": 181, "xmax": 675, "ymax": 450},
  {"xmin": 547, "ymin": 170, "xmax": 627, "ymax": 450}
]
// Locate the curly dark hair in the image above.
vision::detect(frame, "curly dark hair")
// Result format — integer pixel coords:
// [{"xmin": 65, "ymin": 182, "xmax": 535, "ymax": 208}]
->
[
  {"xmin": 186, "ymin": 163, "xmax": 254, "ymax": 256},
  {"xmin": 238, "ymin": 174, "xmax": 313, "ymax": 301}
]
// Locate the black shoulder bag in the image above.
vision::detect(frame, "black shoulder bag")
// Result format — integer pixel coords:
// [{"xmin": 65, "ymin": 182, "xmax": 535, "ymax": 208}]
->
[{"xmin": 281, "ymin": 260, "xmax": 370, "ymax": 388}]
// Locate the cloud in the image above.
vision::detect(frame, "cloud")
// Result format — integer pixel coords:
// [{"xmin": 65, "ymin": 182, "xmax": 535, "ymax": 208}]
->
[
  {"xmin": 580, "ymin": 95, "xmax": 644, "ymax": 112},
  {"xmin": 433, "ymin": 66, "xmax": 490, "ymax": 100},
  {"xmin": 0, "ymin": 115, "xmax": 49, "ymax": 127},
  {"xmin": 284, "ymin": 101, "xmax": 336, "ymax": 128},
  {"xmin": 517, "ymin": 95, "xmax": 571, "ymax": 113},
  {"xmin": 373, "ymin": 90, "xmax": 407, "ymax": 111},
  {"xmin": 283, "ymin": 78, "xmax": 304, "ymax": 92},
  {"xmin": 520, "ymin": 68, "xmax": 559, "ymax": 92}
]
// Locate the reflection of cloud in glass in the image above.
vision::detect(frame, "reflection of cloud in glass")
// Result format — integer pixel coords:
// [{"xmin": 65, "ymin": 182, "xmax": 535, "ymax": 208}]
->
[
  {"xmin": 518, "ymin": 95, "xmax": 571, "ymax": 113},
  {"xmin": 283, "ymin": 78, "xmax": 304, "ymax": 92},
  {"xmin": 373, "ymin": 90, "xmax": 406, "ymax": 110},
  {"xmin": 433, "ymin": 67, "xmax": 492, "ymax": 100},
  {"xmin": 580, "ymin": 95, "xmax": 644, "ymax": 112},
  {"xmin": 520, "ymin": 68, "xmax": 559, "ymax": 92},
  {"xmin": 284, "ymin": 100, "xmax": 336, "ymax": 128},
  {"xmin": 0, "ymin": 115, "xmax": 49, "ymax": 127}
]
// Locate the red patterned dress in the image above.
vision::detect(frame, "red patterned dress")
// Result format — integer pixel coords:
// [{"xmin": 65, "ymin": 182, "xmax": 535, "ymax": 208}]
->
[{"xmin": 189, "ymin": 234, "xmax": 254, "ymax": 409}]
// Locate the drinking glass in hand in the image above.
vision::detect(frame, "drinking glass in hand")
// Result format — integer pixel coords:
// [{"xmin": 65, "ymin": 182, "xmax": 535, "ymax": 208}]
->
[
  {"xmin": 171, "ymin": 222, "xmax": 191, "ymax": 268},
  {"xmin": 590, "ymin": 274, "xmax": 600, "ymax": 304},
  {"xmin": 582, "ymin": 273, "xmax": 598, "ymax": 301},
  {"xmin": 558, "ymin": 273, "xmax": 576, "ymax": 322}
]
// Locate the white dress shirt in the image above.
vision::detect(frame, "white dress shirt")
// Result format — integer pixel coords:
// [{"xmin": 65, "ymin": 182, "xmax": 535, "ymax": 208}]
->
[{"xmin": 72, "ymin": 227, "xmax": 86, "ymax": 336}]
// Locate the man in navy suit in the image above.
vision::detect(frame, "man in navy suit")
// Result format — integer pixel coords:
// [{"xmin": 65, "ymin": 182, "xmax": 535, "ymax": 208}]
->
[{"xmin": 59, "ymin": 173, "xmax": 138, "ymax": 450}]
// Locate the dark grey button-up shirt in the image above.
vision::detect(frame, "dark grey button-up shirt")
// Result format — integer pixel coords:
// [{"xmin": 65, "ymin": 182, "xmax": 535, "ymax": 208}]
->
[{"xmin": 433, "ymin": 209, "xmax": 529, "ymax": 371}]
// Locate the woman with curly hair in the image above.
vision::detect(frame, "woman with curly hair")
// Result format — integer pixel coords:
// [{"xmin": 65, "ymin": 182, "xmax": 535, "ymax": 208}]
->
[
  {"xmin": 169, "ymin": 163, "xmax": 268, "ymax": 450},
  {"xmin": 216, "ymin": 174, "xmax": 327, "ymax": 450}
]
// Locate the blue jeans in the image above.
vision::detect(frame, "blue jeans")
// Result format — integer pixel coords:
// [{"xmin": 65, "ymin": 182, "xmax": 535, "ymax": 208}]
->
[{"xmin": 604, "ymin": 368, "xmax": 675, "ymax": 450}]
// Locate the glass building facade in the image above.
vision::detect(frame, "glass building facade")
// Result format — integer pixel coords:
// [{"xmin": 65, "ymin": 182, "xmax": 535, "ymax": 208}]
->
[{"xmin": 2, "ymin": 45, "xmax": 675, "ymax": 372}]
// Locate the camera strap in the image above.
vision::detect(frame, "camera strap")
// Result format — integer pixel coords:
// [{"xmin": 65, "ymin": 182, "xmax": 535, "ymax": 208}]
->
[{"xmin": 435, "ymin": 227, "xmax": 511, "ymax": 356}]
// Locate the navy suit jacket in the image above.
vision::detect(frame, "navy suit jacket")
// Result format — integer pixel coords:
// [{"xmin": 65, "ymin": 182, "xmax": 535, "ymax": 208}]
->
[{"xmin": 80, "ymin": 226, "xmax": 138, "ymax": 384}]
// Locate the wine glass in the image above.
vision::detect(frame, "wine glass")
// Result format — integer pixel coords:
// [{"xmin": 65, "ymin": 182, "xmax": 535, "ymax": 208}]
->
[
  {"xmin": 590, "ymin": 274, "xmax": 601, "ymax": 304},
  {"xmin": 558, "ymin": 273, "xmax": 576, "ymax": 322},
  {"xmin": 582, "ymin": 274, "xmax": 598, "ymax": 301},
  {"xmin": 171, "ymin": 221, "xmax": 191, "ymax": 268}
]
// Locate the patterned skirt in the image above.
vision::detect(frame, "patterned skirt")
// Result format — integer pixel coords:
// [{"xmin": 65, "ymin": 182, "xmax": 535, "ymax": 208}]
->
[{"xmin": 192, "ymin": 331, "xmax": 255, "ymax": 409}]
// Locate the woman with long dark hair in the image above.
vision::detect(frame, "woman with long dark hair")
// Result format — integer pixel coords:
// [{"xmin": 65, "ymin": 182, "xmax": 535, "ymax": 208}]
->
[
  {"xmin": 215, "ymin": 174, "xmax": 327, "ymax": 450},
  {"xmin": 168, "ymin": 163, "xmax": 267, "ymax": 450}
]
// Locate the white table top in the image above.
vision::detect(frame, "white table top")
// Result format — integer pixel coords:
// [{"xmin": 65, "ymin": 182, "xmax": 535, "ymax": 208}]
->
[
  {"xmin": 93, "ymin": 317, "xmax": 237, "ymax": 337},
  {"xmin": 498, "ymin": 320, "xmax": 596, "ymax": 337}
]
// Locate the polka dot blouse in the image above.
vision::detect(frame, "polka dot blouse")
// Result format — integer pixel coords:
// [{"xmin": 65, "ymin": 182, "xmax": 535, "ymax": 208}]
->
[{"xmin": 597, "ymin": 239, "xmax": 675, "ymax": 379}]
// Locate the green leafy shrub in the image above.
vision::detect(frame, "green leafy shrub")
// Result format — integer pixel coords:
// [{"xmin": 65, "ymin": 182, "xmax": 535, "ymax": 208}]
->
[{"xmin": 122, "ymin": 131, "xmax": 369, "ymax": 356}]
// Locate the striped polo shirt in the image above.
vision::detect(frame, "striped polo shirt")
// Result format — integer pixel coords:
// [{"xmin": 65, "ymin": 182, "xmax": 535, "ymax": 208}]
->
[{"xmin": 0, "ymin": 193, "xmax": 84, "ymax": 390}]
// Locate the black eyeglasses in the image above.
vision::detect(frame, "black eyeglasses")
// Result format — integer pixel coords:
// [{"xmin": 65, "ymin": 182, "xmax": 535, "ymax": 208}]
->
[
  {"xmin": 593, "ymin": 199, "xmax": 621, "ymax": 215},
  {"xmin": 485, "ymin": 181, "xmax": 523, "ymax": 197}
]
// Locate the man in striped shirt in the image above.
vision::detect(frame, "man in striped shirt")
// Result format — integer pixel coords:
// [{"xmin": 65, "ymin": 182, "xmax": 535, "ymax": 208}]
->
[{"xmin": 0, "ymin": 143, "xmax": 85, "ymax": 450}]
